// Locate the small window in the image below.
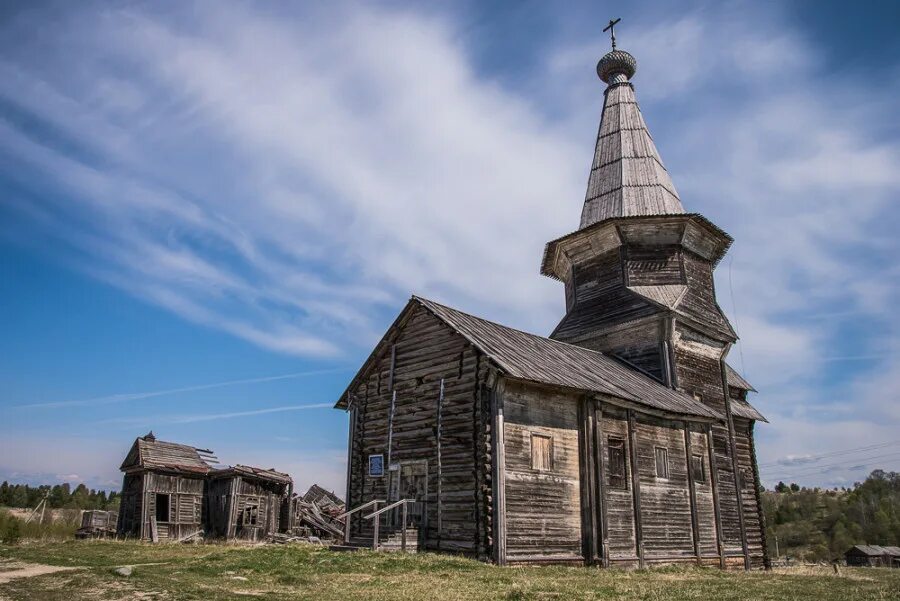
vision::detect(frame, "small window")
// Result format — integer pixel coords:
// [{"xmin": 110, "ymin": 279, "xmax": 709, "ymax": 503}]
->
[
  {"xmin": 691, "ymin": 454, "xmax": 706, "ymax": 483},
  {"xmin": 242, "ymin": 501, "xmax": 259, "ymax": 526},
  {"xmin": 655, "ymin": 447, "xmax": 669, "ymax": 479},
  {"xmin": 693, "ymin": 392, "xmax": 703, "ymax": 402},
  {"xmin": 608, "ymin": 437, "xmax": 627, "ymax": 489},
  {"xmin": 531, "ymin": 434, "xmax": 553, "ymax": 471},
  {"xmin": 154, "ymin": 493, "xmax": 170, "ymax": 523}
]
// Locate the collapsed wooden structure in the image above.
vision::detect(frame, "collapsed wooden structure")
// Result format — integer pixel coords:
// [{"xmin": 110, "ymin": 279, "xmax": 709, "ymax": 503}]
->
[
  {"xmin": 336, "ymin": 34, "xmax": 768, "ymax": 568},
  {"xmin": 117, "ymin": 432, "xmax": 309, "ymax": 542},
  {"xmin": 75, "ymin": 510, "xmax": 118, "ymax": 539}
]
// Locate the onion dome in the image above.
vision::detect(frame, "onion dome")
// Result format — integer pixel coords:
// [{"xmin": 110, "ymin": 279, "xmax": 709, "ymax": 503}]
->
[{"xmin": 596, "ymin": 49, "xmax": 637, "ymax": 84}]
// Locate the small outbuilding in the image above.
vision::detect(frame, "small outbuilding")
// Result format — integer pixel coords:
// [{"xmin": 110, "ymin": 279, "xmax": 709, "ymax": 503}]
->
[
  {"xmin": 206, "ymin": 465, "xmax": 293, "ymax": 541},
  {"xmin": 75, "ymin": 510, "xmax": 118, "ymax": 539},
  {"xmin": 845, "ymin": 545, "xmax": 900, "ymax": 568},
  {"xmin": 118, "ymin": 432, "xmax": 211, "ymax": 541}
]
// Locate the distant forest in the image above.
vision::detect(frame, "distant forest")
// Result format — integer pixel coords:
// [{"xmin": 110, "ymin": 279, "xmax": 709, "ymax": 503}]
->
[
  {"xmin": 0, "ymin": 481, "xmax": 119, "ymax": 511},
  {"xmin": 763, "ymin": 470, "xmax": 900, "ymax": 561},
  {"xmin": 1, "ymin": 471, "xmax": 898, "ymax": 562}
]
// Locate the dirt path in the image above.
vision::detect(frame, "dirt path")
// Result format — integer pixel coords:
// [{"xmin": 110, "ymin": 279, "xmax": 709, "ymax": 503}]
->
[{"xmin": 0, "ymin": 562, "xmax": 80, "ymax": 584}]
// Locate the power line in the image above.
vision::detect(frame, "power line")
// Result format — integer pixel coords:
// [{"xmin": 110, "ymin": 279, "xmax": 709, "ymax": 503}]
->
[
  {"xmin": 758, "ymin": 439, "xmax": 900, "ymax": 468},
  {"xmin": 762, "ymin": 450, "xmax": 900, "ymax": 480}
]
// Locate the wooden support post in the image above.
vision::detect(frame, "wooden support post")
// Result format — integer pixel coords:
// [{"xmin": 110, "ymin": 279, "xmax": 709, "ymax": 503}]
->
[
  {"xmin": 706, "ymin": 424, "xmax": 726, "ymax": 569},
  {"xmin": 578, "ymin": 395, "xmax": 598, "ymax": 564},
  {"xmin": 627, "ymin": 409, "xmax": 644, "ymax": 568},
  {"xmin": 436, "ymin": 378, "xmax": 444, "ymax": 550},
  {"xmin": 387, "ymin": 390, "xmax": 397, "ymax": 470},
  {"xmin": 388, "ymin": 344, "xmax": 396, "ymax": 391},
  {"xmin": 401, "ymin": 502, "xmax": 408, "ymax": 553},
  {"xmin": 344, "ymin": 403, "xmax": 356, "ymax": 532},
  {"xmin": 373, "ymin": 512, "xmax": 380, "ymax": 551},
  {"xmin": 720, "ymin": 358, "xmax": 750, "ymax": 570},
  {"xmin": 595, "ymin": 402, "xmax": 609, "ymax": 567},
  {"xmin": 684, "ymin": 424, "xmax": 701, "ymax": 564},
  {"xmin": 490, "ymin": 378, "xmax": 507, "ymax": 566}
]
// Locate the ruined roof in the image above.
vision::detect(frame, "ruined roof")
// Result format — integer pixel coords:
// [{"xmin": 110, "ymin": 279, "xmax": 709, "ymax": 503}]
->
[
  {"xmin": 725, "ymin": 363, "xmax": 757, "ymax": 392},
  {"xmin": 120, "ymin": 433, "xmax": 211, "ymax": 475},
  {"xmin": 210, "ymin": 464, "xmax": 293, "ymax": 485},
  {"xmin": 338, "ymin": 296, "xmax": 721, "ymax": 421},
  {"xmin": 580, "ymin": 51, "xmax": 684, "ymax": 228},
  {"xmin": 303, "ymin": 484, "xmax": 344, "ymax": 507}
]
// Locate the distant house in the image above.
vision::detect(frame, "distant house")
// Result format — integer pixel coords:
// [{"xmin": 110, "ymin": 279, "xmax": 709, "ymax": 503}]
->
[
  {"xmin": 845, "ymin": 545, "xmax": 900, "ymax": 568},
  {"xmin": 117, "ymin": 432, "xmax": 293, "ymax": 542}
]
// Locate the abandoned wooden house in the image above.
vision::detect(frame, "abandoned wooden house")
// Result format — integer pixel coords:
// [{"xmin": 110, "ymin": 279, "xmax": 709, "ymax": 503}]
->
[
  {"xmin": 117, "ymin": 432, "xmax": 294, "ymax": 542},
  {"xmin": 118, "ymin": 432, "xmax": 210, "ymax": 541},
  {"xmin": 206, "ymin": 465, "xmax": 293, "ymax": 541},
  {"xmin": 335, "ymin": 30, "xmax": 768, "ymax": 569}
]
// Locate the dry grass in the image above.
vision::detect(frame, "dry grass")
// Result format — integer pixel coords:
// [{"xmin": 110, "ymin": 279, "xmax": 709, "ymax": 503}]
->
[{"xmin": 0, "ymin": 541, "xmax": 898, "ymax": 601}]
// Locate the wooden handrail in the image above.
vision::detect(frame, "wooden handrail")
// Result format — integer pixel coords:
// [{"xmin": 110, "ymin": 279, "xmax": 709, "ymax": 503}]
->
[
  {"xmin": 339, "ymin": 499, "xmax": 384, "ymax": 544},
  {"xmin": 337, "ymin": 499, "xmax": 383, "ymax": 520},
  {"xmin": 362, "ymin": 498, "xmax": 416, "ymax": 520}
]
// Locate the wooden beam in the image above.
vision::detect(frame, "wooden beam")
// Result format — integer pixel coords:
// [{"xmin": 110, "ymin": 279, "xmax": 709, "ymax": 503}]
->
[
  {"xmin": 388, "ymin": 344, "xmax": 396, "ymax": 391},
  {"xmin": 627, "ymin": 409, "xmax": 644, "ymax": 568},
  {"xmin": 577, "ymin": 395, "xmax": 598, "ymax": 564},
  {"xmin": 386, "ymin": 390, "xmax": 396, "ymax": 470},
  {"xmin": 490, "ymin": 378, "xmax": 507, "ymax": 566},
  {"xmin": 683, "ymin": 424, "xmax": 701, "ymax": 564},
  {"xmin": 595, "ymin": 401, "xmax": 610, "ymax": 567},
  {"xmin": 720, "ymin": 357, "xmax": 750, "ymax": 570},
  {"xmin": 436, "ymin": 378, "xmax": 444, "ymax": 550},
  {"xmin": 706, "ymin": 424, "xmax": 726, "ymax": 569}
]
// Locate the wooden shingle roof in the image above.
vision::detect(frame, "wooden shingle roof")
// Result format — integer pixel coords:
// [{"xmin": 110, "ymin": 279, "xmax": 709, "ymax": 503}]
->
[
  {"xmin": 580, "ymin": 73, "xmax": 684, "ymax": 228},
  {"xmin": 209, "ymin": 464, "xmax": 293, "ymax": 485},
  {"xmin": 847, "ymin": 545, "xmax": 900, "ymax": 557},
  {"xmin": 338, "ymin": 296, "xmax": 721, "ymax": 421},
  {"xmin": 726, "ymin": 363, "xmax": 757, "ymax": 392},
  {"xmin": 120, "ymin": 433, "xmax": 211, "ymax": 475}
]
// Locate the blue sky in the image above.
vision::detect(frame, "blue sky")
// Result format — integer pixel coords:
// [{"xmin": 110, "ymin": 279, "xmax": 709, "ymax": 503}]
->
[{"xmin": 1, "ymin": 0, "xmax": 898, "ymax": 493}]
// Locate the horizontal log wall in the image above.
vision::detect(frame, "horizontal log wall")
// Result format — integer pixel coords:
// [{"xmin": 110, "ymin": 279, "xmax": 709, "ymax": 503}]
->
[
  {"xmin": 597, "ymin": 406, "xmax": 637, "ymax": 560},
  {"xmin": 633, "ymin": 413, "xmax": 695, "ymax": 560},
  {"xmin": 734, "ymin": 417, "xmax": 766, "ymax": 568},
  {"xmin": 503, "ymin": 381, "xmax": 582, "ymax": 561},
  {"xmin": 689, "ymin": 428, "xmax": 719, "ymax": 556},
  {"xmin": 347, "ymin": 306, "xmax": 483, "ymax": 554}
]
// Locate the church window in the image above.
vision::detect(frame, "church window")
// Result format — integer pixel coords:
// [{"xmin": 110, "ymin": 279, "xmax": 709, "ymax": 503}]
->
[
  {"xmin": 691, "ymin": 454, "xmax": 706, "ymax": 483},
  {"xmin": 531, "ymin": 434, "xmax": 553, "ymax": 471},
  {"xmin": 655, "ymin": 447, "xmax": 669, "ymax": 479},
  {"xmin": 608, "ymin": 437, "xmax": 627, "ymax": 489}
]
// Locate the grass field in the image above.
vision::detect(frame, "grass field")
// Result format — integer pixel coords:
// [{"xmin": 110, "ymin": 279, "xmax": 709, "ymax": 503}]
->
[{"xmin": 1, "ymin": 541, "xmax": 898, "ymax": 601}]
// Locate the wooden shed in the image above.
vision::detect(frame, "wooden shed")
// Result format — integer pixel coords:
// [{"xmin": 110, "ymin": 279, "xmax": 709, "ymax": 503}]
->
[
  {"xmin": 845, "ymin": 545, "xmax": 900, "ymax": 568},
  {"xmin": 206, "ymin": 465, "xmax": 293, "ymax": 541},
  {"xmin": 117, "ymin": 432, "xmax": 211, "ymax": 542}
]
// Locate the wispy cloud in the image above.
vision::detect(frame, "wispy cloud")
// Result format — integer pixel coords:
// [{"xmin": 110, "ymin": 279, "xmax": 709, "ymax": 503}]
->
[
  {"xmin": 101, "ymin": 402, "xmax": 334, "ymax": 427},
  {"xmin": 14, "ymin": 368, "xmax": 353, "ymax": 409}
]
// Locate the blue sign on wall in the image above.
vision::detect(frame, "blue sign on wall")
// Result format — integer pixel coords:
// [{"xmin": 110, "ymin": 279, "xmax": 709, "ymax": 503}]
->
[{"xmin": 368, "ymin": 454, "xmax": 384, "ymax": 477}]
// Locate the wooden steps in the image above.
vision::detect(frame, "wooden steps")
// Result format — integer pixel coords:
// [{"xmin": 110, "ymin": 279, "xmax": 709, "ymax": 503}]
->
[{"xmin": 330, "ymin": 527, "xmax": 419, "ymax": 553}]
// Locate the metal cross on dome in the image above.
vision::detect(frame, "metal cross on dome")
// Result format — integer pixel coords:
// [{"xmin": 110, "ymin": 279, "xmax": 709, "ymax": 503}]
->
[{"xmin": 603, "ymin": 17, "xmax": 621, "ymax": 50}]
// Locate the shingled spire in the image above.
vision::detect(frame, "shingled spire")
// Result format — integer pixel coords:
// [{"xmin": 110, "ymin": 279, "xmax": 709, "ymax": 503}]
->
[{"xmin": 580, "ymin": 40, "xmax": 684, "ymax": 228}]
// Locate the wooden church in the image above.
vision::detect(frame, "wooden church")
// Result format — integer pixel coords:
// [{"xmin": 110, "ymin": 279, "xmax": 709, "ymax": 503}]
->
[{"xmin": 335, "ymin": 26, "xmax": 768, "ymax": 569}]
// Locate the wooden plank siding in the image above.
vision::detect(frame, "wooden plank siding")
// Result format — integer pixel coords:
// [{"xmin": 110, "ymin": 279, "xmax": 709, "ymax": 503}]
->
[{"xmin": 502, "ymin": 381, "xmax": 583, "ymax": 562}]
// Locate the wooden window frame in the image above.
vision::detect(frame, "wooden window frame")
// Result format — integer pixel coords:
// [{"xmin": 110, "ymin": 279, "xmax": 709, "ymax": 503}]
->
[
  {"xmin": 242, "ymin": 498, "xmax": 259, "ymax": 526},
  {"xmin": 607, "ymin": 436, "xmax": 627, "ymax": 490},
  {"xmin": 654, "ymin": 446, "xmax": 669, "ymax": 479},
  {"xmin": 691, "ymin": 453, "xmax": 706, "ymax": 483},
  {"xmin": 531, "ymin": 433, "xmax": 553, "ymax": 472}
]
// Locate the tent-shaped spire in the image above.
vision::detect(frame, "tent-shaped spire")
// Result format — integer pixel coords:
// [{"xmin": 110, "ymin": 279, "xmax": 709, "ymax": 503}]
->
[{"xmin": 580, "ymin": 47, "xmax": 684, "ymax": 228}]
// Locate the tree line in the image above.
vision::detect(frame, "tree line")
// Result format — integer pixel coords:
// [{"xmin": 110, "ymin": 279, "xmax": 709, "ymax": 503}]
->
[
  {"xmin": 763, "ymin": 469, "xmax": 900, "ymax": 562},
  {"xmin": 0, "ymin": 481, "xmax": 120, "ymax": 511}
]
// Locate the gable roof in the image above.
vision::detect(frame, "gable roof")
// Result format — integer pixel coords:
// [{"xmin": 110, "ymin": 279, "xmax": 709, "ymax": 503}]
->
[
  {"xmin": 338, "ymin": 296, "xmax": 721, "ymax": 421},
  {"xmin": 120, "ymin": 434, "xmax": 211, "ymax": 475},
  {"xmin": 847, "ymin": 545, "xmax": 900, "ymax": 557}
]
